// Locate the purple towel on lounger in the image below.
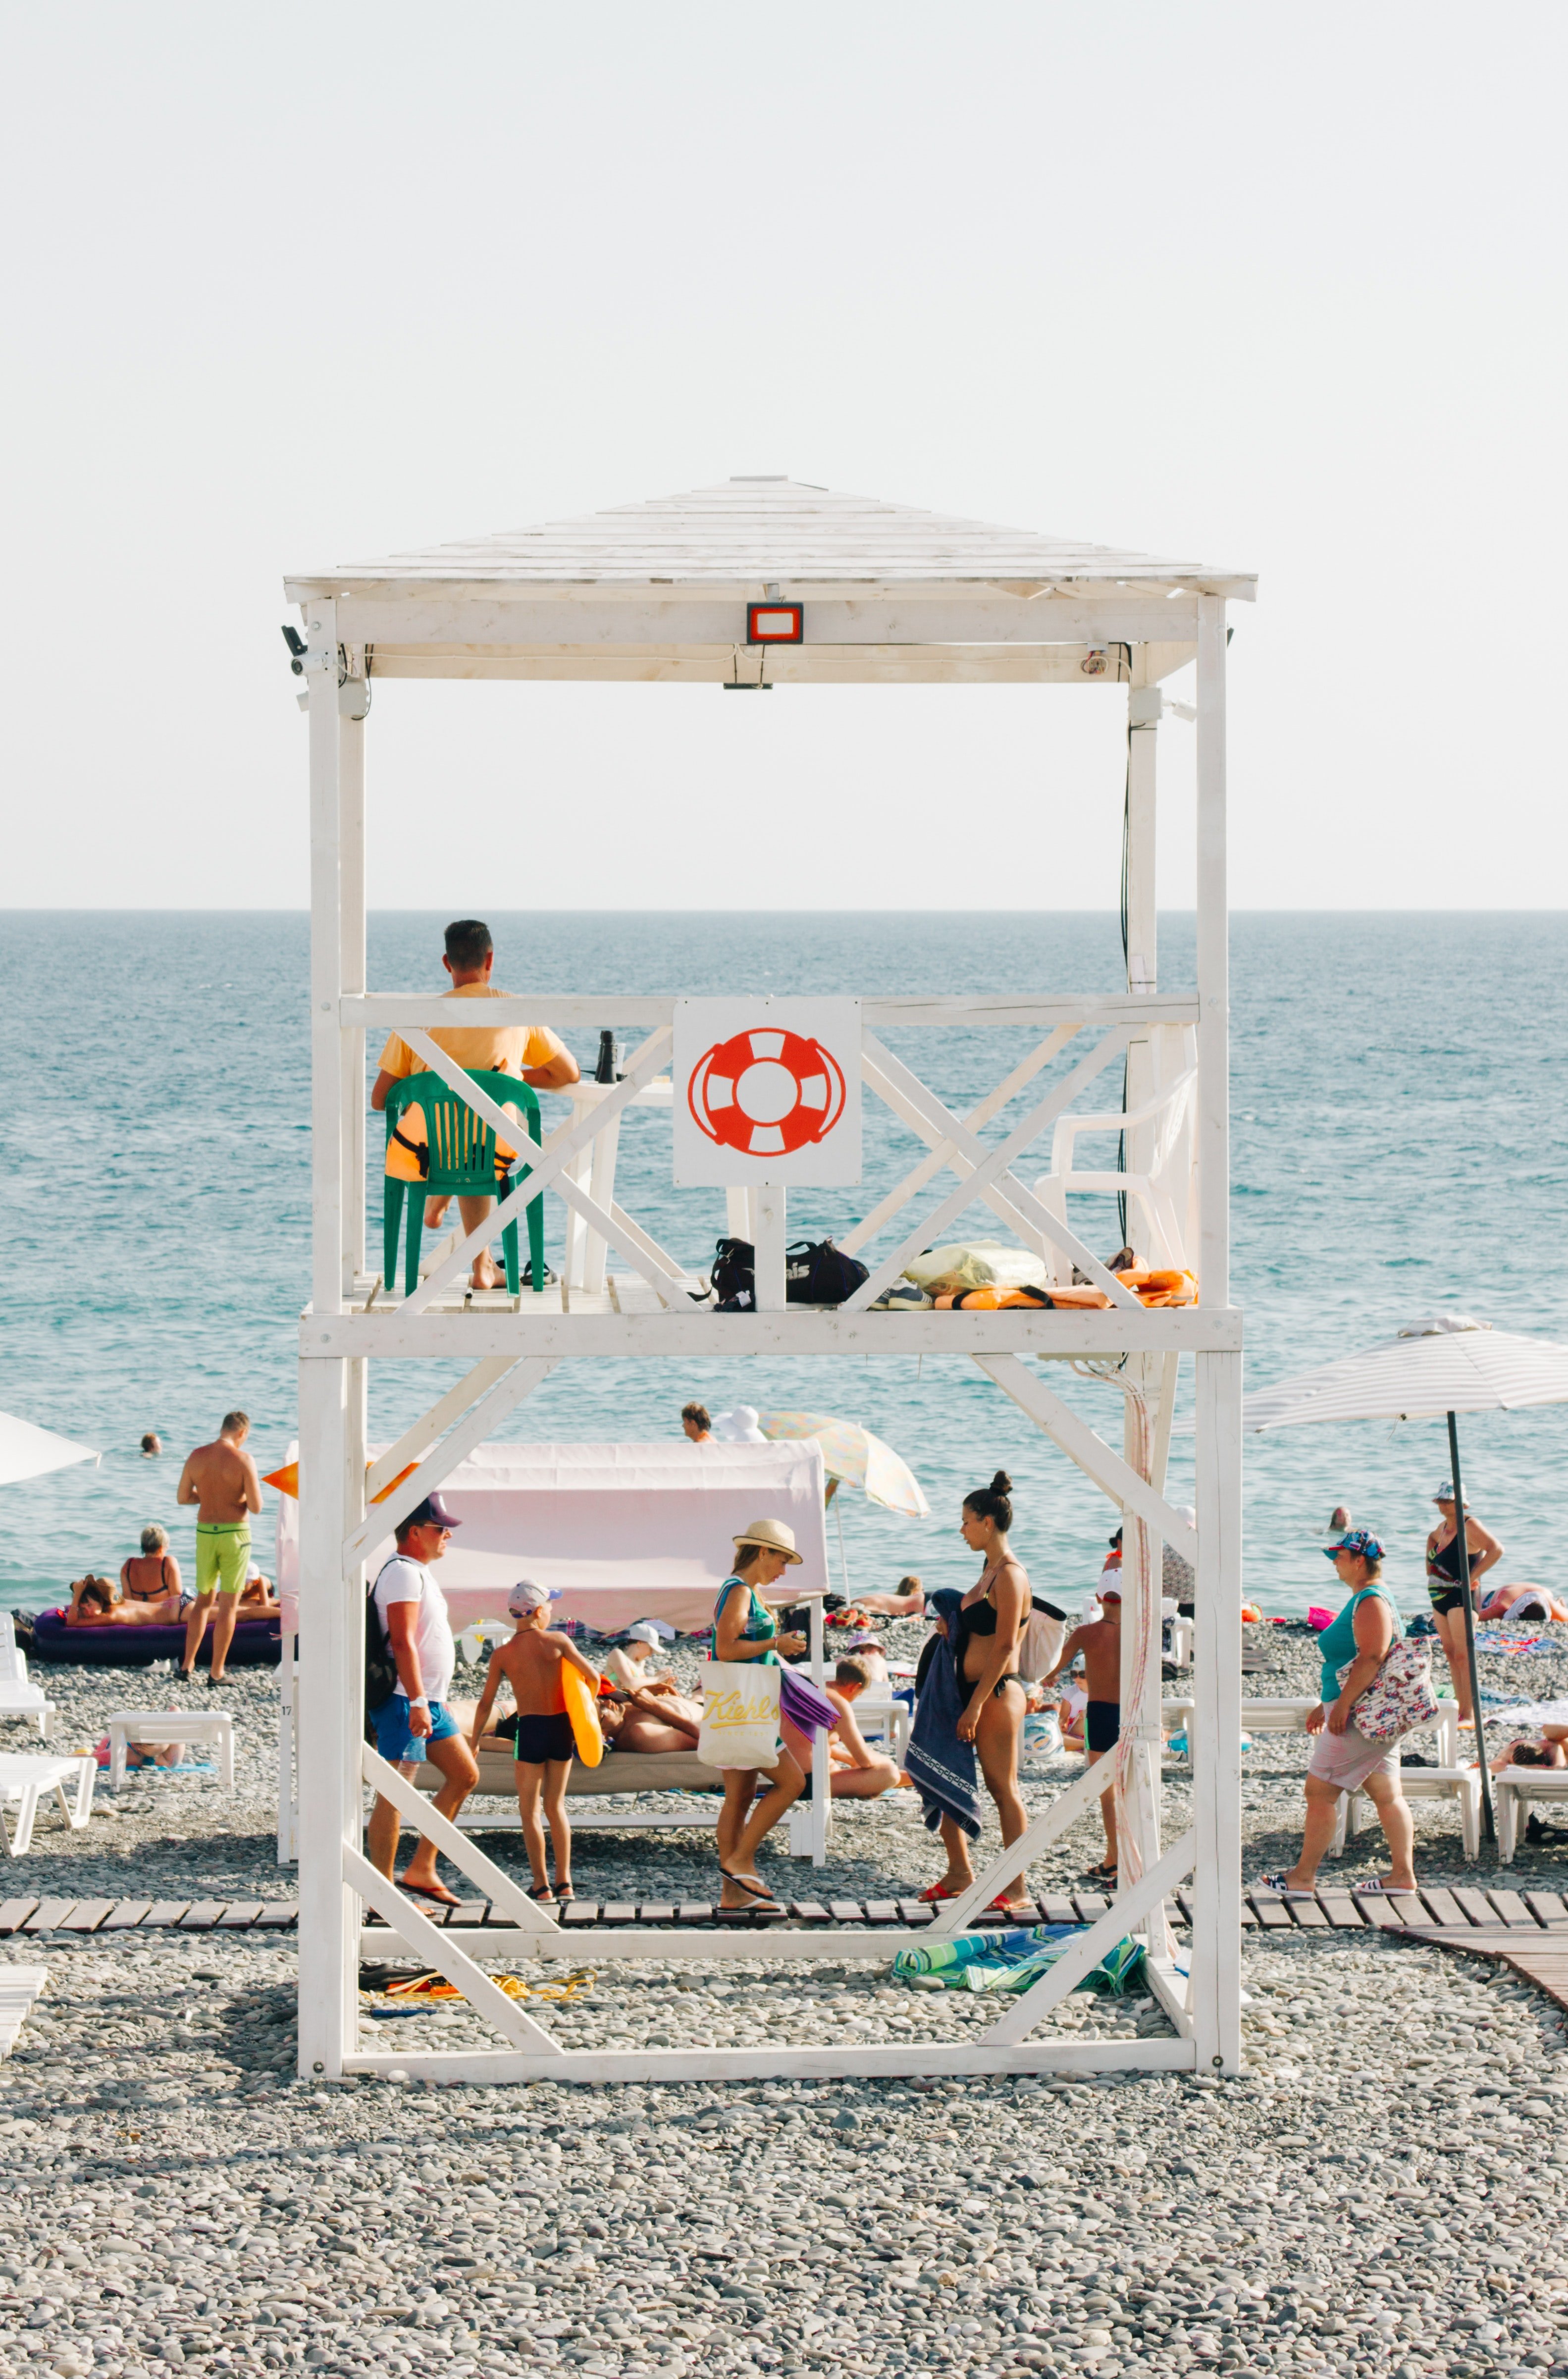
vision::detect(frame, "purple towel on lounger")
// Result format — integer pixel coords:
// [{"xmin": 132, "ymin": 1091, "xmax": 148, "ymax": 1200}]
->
[{"xmin": 780, "ymin": 1664, "xmax": 836, "ymax": 1737}]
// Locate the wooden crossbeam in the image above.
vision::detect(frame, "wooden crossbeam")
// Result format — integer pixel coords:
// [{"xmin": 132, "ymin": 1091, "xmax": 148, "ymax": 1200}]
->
[
  {"xmin": 344, "ymin": 1847, "xmax": 561, "ymax": 2054},
  {"xmin": 344, "ymin": 1358, "xmax": 555, "ymax": 1561},
  {"xmin": 857, "ymin": 1033, "xmax": 1141, "ymax": 1302},
  {"xmin": 359, "ymin": 1746, "xmax": 563, "ymax": 1939},
  {"xmin": 925, "ymin": 1758, "xmax": 1106, "ymax": 1938},
  {"xmin": 841, "ymin": 1029, "xmax": 1075, "ymax": 1258},
  {"xmin": 365, "ymin": 1357, "xmax": 516, "ymax": 1501},
  {"xmin": 843, "ymin": 1029, "xmax": 1138, "ymax": 1315},
  {"xmin": 974, "ymin": 1353, "xmax": 1200, "ymax": 1559},
  {"xmin": 397, "ymin": 1025, "xmax": 675, "ymax": 1316},
  {"xmin": 984, "ymin": 1833, "xmax": 1197, "ymax": 2044}
]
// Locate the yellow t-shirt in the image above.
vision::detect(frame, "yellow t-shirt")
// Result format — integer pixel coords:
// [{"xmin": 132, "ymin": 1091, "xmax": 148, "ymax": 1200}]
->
[{"xmin": 377, "ymin": 983, "xmax": 567, "ymax": 1082}]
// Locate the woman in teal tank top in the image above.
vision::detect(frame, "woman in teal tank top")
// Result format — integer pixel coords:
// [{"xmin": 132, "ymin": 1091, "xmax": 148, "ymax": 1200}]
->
[
  {"xmin": 1260, "ymin": 1529, "xmax": 1417, "ymax": 1901},
  {"xmin": 711, "ymin": 1521, "xmax": 810, "ymax": 1912}
]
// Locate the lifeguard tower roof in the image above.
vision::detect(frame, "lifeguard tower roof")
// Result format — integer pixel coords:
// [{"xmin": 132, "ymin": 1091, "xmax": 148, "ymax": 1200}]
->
[{"xmin": 285, "ymin": 475, "xmax": 1255, "ymax": 600}]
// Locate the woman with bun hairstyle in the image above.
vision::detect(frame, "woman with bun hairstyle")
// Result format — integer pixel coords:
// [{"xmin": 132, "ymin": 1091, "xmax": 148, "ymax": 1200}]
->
[{"xmin": 919, "ymin": 1472, "xmax": 1034, "ymax": 1917}]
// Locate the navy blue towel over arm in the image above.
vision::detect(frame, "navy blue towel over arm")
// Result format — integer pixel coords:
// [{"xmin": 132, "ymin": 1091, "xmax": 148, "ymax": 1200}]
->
[{"xmin": 906, "ymin": 1587, "xmax": 981, "ymax": 1840}]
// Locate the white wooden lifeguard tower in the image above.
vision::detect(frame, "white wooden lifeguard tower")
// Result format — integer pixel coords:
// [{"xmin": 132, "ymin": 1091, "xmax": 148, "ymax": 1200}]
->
[{"xmin": 284, "ymin": 478, "xmax": 1252, "ymax": 2088}]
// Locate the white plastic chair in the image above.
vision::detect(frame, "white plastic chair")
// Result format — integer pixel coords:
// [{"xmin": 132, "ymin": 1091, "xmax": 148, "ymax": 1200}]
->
[
  {"xmin": 1034, "ymin": 1026, "xmax": 1198, "ymax": 1285},
  {"xmin": 0, "ymin": 1754, "xmax": 95, "ymax": 1854},
  {"xmin": 0, "ymin": 1616, "xmax": 53, "ymax": 1739},
  {"xmin": 1495, "ymin": 1766, "xmax": 1568, "ymax": 1863}
]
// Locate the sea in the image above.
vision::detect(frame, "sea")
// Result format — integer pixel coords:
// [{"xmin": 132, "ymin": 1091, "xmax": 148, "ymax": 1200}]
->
[{"xmin": 4, "ymin": 911, "xmax": 1566, "ymax": 1620}]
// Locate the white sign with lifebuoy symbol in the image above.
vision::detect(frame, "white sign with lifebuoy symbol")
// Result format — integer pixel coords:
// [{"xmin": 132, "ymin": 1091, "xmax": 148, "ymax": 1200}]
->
[{"xmin": 672, "ymin": 998, "xmax": 862, "ymax": 1186}]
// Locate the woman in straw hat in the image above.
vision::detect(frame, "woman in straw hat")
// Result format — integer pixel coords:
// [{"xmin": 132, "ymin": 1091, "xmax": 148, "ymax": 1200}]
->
[{"xmin": 712, "ymin": 1519, "xmax": 810, "ymax": 1912}]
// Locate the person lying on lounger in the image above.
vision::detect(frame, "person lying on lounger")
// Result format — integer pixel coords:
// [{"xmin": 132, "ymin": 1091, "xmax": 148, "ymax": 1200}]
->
[
  {"xmin": 66, "ymin": 1574, "xmax": 182, "ymax": 1627},
  {"xmin": 600, "ymin": 1621, "xmax": 679, "ymax": 1692},
  {"xmin": 598, "ymin": 1681, "xmax": 704, "ymax": 1754},
  {"xmin": 238, "ymin": 1564, "xmax": 279, "ymax": 1613},
  {"xmin": 1488, "ymin": 1726, "xmax": 1568, "ymax": 1775}
]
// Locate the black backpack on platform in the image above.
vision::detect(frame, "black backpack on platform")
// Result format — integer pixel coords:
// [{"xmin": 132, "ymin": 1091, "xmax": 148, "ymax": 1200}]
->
[{"xmin": 706, "ymin": 1235, "xmax": 869, "ymax": 1310}]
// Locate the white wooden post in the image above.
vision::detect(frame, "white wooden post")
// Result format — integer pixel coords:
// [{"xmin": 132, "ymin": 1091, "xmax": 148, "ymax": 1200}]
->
[
  {"xmin": 339, "ymin": 697, "xmax": 366, "ymax": 1294},
  {"xmin": 754, "ymin": 1187, "xmax": 787, "ymax": 1312},
  {"xmin": 1119, "ymin": 1356, "xmax": 1166, "ymax": 1948},
  {"xmin": 1124, "ymin": 663, "xmax": 1160, "ymax": 1234},
  {"xmin": 295, "ymin": 1354, "xmax": 358, "ymax": 2080},
  {"xmin": 1190, "ymin": 1346, "xmax": 1243, "ymax": 2073},
  {"xmin": 307, "ymin": 599, "xmax": 344, "ymax": 1321},
  {"xmin": 1195, "ymin": 598, "xmax": 1229, "ymax": 1309}
]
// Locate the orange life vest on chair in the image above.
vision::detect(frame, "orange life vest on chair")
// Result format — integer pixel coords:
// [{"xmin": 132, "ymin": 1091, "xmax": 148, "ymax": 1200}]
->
[{"xmin": 385, "ymin": 1104, "xmax": 430, "ymax": 1183}]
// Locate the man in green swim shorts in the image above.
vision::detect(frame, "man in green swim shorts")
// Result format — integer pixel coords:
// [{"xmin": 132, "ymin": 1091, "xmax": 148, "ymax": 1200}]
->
[{"xmin": 177, "ymin": 1412, "xmax": 262, "ymax": 1684}]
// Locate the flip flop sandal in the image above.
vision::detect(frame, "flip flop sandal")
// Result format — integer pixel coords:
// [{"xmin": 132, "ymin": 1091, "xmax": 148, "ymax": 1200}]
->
[
  {"xmin": 720, "ymin": 1870, "xmax": 781, "ymax": 1905},
  {"xmin": 986, "ymin": 1895, "xmax": 1036, "ymax": 1918},
  {"xmin": 1256, "ymin": 1874, "xmax": 1320, "ymax": 1899},
  {"xmin": 398, "ymin": 1878, "xmax": 461, "ymax": 1907},
  {"xmin": 1083, "ymin": 1862, "xmax": 1119, "ymax": 1881},
  {"xmin": 917, "ymin": 1881, "xmax": 964, "ymax": 1904},
  {"xmin": 526, "ymin": 1884, "xmax": 558, "ymax": 1903},
  {"xmin": 553, "ymin": 1885, "xmax": 575, "ymax": 1903}
]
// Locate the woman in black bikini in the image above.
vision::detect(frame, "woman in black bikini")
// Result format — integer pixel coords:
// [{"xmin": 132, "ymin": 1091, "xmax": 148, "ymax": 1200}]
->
[
  {"xmin": 1425, "ymin": 1483, "xmax": 1504, "ymax": 1725},
  {"xmin": 922, "ymin": 1472, "xmax": 1034, "ymax": 1917},
  {"xmin": 120, "ymin": 1524, "xmax": 183, "ymax": 1610}
]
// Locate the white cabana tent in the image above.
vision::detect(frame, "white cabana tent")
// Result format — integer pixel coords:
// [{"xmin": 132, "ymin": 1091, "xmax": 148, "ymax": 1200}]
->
[
  {"xmin": 0, "ymin": 1411, "xmax": 100, "ymax": 1487},
  {"xmin": 277, "ymin": 1438, "xmax": 828, "ymax": 1634}
]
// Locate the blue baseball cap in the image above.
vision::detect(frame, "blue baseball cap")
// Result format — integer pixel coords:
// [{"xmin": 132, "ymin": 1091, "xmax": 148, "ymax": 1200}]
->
[{"xmin": 1324, "ymin": 1528, "xmax": 1383, "ymax": 1562}]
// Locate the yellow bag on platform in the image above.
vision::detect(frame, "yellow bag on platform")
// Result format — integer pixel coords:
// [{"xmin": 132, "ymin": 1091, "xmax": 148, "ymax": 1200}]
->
[{"xmin": 696, "ymin": 1660, "xmax": 782, "ymax": 1770}]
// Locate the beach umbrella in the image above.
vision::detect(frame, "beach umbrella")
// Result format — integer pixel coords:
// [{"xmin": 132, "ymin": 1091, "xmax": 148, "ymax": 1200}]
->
[
  {"xmin": 0, "ymin": 1410, "xmax": 100, "ymax": 1487},
  {"xmin": 1238, "ymin": 1316, "xmax": 1568, "ymax": 1846},
  {"xmin": 754, "ymin": 1410, "xmax": 930, "ymax": 1600},
  {"xmin": 753, "ymin": 1412, "xmax": 931, "ymax": 1519},
  {"xmin": 1486, "ymin": 1699, "xmax": 1568, "ymax": 1731}
]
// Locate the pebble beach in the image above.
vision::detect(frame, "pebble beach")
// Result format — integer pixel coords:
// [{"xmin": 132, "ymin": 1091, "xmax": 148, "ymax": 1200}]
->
[{"xmin": 2, "ymin": 1617, "xmax": 1566, "ymax": 2379}]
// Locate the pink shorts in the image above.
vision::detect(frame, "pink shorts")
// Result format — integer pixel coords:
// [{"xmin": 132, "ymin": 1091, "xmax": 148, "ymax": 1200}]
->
[{"xmin": 1307, "ymin": 1720, "xmax": 1398, "ymax": 1793}]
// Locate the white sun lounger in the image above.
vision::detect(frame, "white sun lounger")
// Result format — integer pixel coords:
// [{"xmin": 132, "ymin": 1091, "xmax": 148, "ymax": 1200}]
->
[
  {"xmin": 0, "ymin": 1615, "xmax": 54, "ymax": 1740},
  {"xmin": 0, "ymin": 1754, "xmax": 95, "ymax": 1854},
  {"xmin": 0, "ymin": 1967, "xmax": 50, "ymax": 2058},
  {"xmin": 1495, "ymin": 1765, "xmax": 1568, "ymax": 1863}
]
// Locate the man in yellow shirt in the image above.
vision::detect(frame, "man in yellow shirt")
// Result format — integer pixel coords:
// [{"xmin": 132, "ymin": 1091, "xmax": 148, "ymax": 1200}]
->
[{"xmin": 370, "ymin": 919, "xmax": 580, "ymax": 1290}]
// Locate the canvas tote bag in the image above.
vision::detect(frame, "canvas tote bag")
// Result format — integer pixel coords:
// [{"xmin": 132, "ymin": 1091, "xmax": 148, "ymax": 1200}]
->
[
  {"xmin": 1336, "ymin": 1639, "xmax": 1439, "ymax": 1742},
  {"xmin": 697, "ymin": 1660, "xmax": 782, "ymax": 1769}
]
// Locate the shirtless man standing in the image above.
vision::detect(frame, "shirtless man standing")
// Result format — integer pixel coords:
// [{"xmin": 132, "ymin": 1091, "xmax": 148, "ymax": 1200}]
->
[
  {"xmin": 1041, "ymin": 1585, "xmax": 1123, "ymax": 1880},
  {"xmin": 176, "ymin": 1412, "xmax": 262, "ymax": 1684}
]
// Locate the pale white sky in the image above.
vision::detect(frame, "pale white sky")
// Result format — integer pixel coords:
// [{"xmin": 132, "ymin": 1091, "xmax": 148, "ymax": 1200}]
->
[{"xmin": 2, "ymin": 3, "xmax": 1563, "ymax": 912}]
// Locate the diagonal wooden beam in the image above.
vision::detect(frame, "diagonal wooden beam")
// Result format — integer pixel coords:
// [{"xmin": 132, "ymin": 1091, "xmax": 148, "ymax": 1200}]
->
[
  {"xmin": 973, "ymin": 1353, "xmax": 1200, "ymax": 1560},
  {"xmin": 360, "ymin": 1746, "xmax": 562, "ymax": 1939},
  {"xmin": 841, "ymin": 1029, "xmax": 1135, "ymax": 1315},
  {"xmin": 982, "ymin": 1832, "xmax": 1197, "ymax": 2044},
  {"xmin": 857, "ymin": 1059, "xmax": 1053, "ymax": 1253},
  {"xmin": 398, "ymin": 1026, "xmax": 674, "ymax": 1316},
  {"xmin": 364, "ymin": 1358, "xmax": 517, "ymax": 1502},
  {"xmin": 840, "ymin": 1028, "xmax": 1076, "ymax": 1257},
  {"xmin": 924, "ymin": 1758, "xmax": 1107, "ymax": 1939},
  {"xmin": 861, "ymin": 1033, "xmax": 1140, "ymax": 1302},
  {"xmin": 344, "ymin": 1358, "xmax": 555, "ymax": 1562},
  {"xmin": 343, "ymin": 1845, "xmax": 562, "ymax": 2053}
]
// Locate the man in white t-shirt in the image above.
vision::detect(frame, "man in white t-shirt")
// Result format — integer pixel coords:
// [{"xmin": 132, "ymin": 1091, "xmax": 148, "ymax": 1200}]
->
[{"xmin": 366, "ymin": 1491, "xmax": 479, "ymax": 1905}]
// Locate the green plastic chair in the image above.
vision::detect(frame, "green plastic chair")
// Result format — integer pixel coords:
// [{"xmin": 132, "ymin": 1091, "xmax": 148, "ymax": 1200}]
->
[{"xmin": 383, "ymin": 1069, "xmax": 547, "ymax": 1298}]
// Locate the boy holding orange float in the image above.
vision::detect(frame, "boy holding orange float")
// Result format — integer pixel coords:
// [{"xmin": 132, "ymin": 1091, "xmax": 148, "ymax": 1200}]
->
[{"xmin": 469, "ymin": 1581, "xmax": 603, "ymax": 1903}]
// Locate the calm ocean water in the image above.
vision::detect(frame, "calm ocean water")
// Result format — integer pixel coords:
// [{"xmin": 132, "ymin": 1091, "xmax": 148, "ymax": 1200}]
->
[{"xmin": 4, "ymin": 912, "xmax": 1565, "ymax": 1617}]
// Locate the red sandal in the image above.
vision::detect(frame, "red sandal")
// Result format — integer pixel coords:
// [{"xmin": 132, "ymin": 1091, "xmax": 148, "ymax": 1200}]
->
[{"xmin": 917, "ymin": 1880, "xmax": 964, "ymax": 1903}]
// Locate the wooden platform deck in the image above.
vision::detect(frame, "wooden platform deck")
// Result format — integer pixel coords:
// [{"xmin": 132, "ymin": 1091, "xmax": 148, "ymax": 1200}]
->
[{"xmin": 3, "ymin": 1883, "xmax": 1565, "ymax": 1941}]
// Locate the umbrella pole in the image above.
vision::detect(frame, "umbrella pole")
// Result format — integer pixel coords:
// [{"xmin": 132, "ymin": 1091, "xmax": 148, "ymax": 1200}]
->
[
  {"xmin": 1447, "ymin": 1410, "xmax": 1496, "ymax": 1846},
  {"xmin": 836, "ymin": 1498, "xmax": 851, "ymax": 1599}
]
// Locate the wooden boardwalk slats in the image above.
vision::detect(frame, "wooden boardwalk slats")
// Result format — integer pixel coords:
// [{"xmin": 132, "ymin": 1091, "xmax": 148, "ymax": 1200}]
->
[
  {"xmin": 255, "ymin": 1903, "xmax": 299, "ymax": 1928},
  {"xmin": 142, "ymin": 1903, "xmax": 192, "ymax": 1928},
  {"xmin": 637, "ymin": 1903, "xmax": 676, "ymax": 1925},
  {"xmin": 61, "ymin": 1901, "xmax": 115, "ymax": 1933},
  {"xmin": 864, "ymin": 1901, "xmax": 901, "ymax": 1924},
  {"xmin": 560, "ymin": 1902, "xmax": 598, "ymax": 1926},
  {"xmin": 1418, "ymin": 1887, "xmax": 1466, "ymax": 1928},
  {"xmin": 678, "ymin": 1902, "xmax": 717, "ymax": 1924},
  {"xmin": 218, "ymin": 1903, "xmax": 265, "ymax": 1929},
  {"xmin": 0, "ymin": 1899, "xmax": 40, "ymax": 1935},
  {"xmin": 1524, "ymin": 1891, "xmax": 1568, "ymax": 1928},
  {"xmin": 1357, "ymin": 1894, "xmax": 1404, "ymax": 1930},
  {"xmin": 1315, "ymin": 1891, "xmax": 1366, "ymax": 1928},
  {"xmin": 1285, "ymin": 1895, "xmax": 1330, "ymax": 1929},
  {"xmin": 447, "ymin": 1901, "xmax": 489, "ymax": 1928},
  {"xmin": 1483, "ymin": 1889, "xmax": 1536, "ymax": 1928},
  {"xmin": 1072, "ymin": 1893, "xmax": 1111, "ymax": 1923},
  {"xmin": 1387, "ymin": 1893, "xmax": 1433, "ymax": 1928},
  {"xmin": 100, "ymin": 1901, "xmax": 152, "ymax": 1931},
  {"xmin": 1038, "ymin": 1894, "xmax": 1079, "ymax": 1926},
  {"xmin": 24, "ymin": 1901, "xmax": 76, "ymax": 1932},
  {"xmin": 178, "ymin": 1902, "xmax": 227, "ymax": 1931},
  {"xmin": 1452, "ymin": 1888, "xmax": 1495, "ymax": 1927},
  {"xmin": 1249, "ymin": 1894, "xmax": 1292, "ymax": 1931},
  {"xmin": 599, "ymin": 1903, "xmax": 637, "ymax": 1926}
]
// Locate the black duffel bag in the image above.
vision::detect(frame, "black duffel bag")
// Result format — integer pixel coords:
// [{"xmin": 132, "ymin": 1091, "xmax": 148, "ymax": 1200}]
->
[{"xmin": 706, "ymin": 1235, "xmax": 869, "ymax": 1310}]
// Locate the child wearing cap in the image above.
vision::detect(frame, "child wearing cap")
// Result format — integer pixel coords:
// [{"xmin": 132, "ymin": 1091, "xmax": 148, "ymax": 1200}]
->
[
  {"xmin": 601, "ymin": 1621, "xmax": 678, "ymax": 1694},
  {"xmin": 469, "ymin": 1582, "xmax": 603, "ymax": 1903}
]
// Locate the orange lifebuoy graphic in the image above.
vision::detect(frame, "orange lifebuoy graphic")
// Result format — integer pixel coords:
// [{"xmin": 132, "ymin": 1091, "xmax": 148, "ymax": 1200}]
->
[{"xmin": 687, "ymin": 1026, "xmax": 847, "ymax": 1159}]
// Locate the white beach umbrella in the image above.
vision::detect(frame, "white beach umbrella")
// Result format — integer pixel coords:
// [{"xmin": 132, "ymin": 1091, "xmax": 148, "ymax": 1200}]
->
[
  {"xmin": 0, "ymin": 1410, "xmax": 101, "ymax": 1487},
  {"xmin": 1235, "ymin": 1316, "xmax": 1568, "ymax": 1848},
  {"xmin": 1239, "ymin": 1318, "xmax": 1568, "ymax": 1433},
  {"xmin": 1486, "ymin": 1700, "xmax": 1568, "ymax": 1731}
]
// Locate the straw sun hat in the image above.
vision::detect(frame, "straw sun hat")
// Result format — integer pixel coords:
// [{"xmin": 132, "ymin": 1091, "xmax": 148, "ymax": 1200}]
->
[{"xmin": 732, "ymin": 1518, "xmax": 802, "ymax": 1563}]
